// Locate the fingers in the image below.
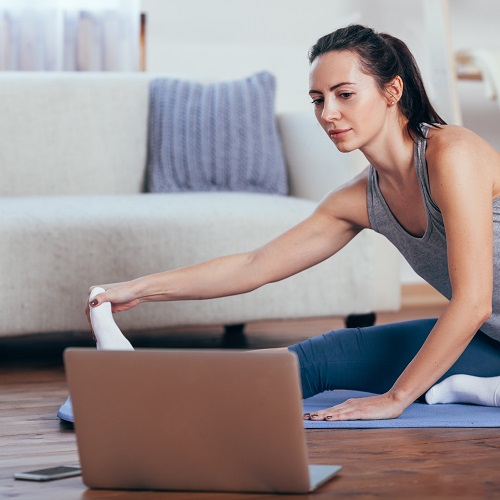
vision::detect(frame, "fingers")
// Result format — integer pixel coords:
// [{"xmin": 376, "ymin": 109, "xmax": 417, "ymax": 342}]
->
[
  {"xmin": 304, "ymin": 410, "xmax": 339, "ymax": 421},
  {"xmin": 88, "ymin": 286, "xmax": 107, "ymax": 307},
  {"xmin": 85, "ymin": 281, "xmax": 140, "ymax": 318},
  {"xmin": 303, "ymin": 412, "xmax": 333, "ymax": 421},
  {"xmin": 86, "ymin": 285, "xmax": 109, "ymax": 338},
  {"xmin": 302, "ymin": 395, "xmax": 405, "ymax": 421},
  {"xmin": 303, "ymin": 399, "xmax": 356, "ymax": 421}
]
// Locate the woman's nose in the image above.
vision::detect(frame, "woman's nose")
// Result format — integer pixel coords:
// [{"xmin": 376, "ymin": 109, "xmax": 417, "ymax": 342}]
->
[{"xmin": 322, "ymin": 102, "xmax": 341, "ymax": 122}]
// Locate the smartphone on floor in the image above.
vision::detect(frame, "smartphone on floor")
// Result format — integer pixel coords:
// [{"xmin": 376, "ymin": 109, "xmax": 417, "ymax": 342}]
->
[{"xmin": 14, "ymin": 465, "xmax": 81, "ymax": 481}]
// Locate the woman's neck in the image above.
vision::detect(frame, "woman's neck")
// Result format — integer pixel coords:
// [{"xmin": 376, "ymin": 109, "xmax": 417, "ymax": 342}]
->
[{"xmin": 361, "ymin": 120, "xmax": 416, "ymax": 188}]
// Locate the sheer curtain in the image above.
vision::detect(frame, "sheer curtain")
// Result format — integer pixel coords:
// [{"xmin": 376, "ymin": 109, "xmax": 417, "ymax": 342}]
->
[{"xmin": 0, "ymin": 0, "xmax": 140, "ymax": 71}]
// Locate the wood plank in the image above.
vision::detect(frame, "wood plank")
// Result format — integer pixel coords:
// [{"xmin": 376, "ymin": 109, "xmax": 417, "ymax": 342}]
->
[
  {"xmin": 1, "ymin": 312, "xmax": 499, "ymax": 499},
  {"xmin": 401, "ymin": 283, "xmax": 449, "ymax": 309},
  {"xmin": 306, "ymin": 429, "xmax": 500, "ymax": 498}
]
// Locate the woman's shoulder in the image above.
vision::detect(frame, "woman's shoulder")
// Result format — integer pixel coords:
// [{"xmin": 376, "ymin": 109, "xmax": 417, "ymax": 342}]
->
[
  {"xmin": 317, "ymin": 166, "xmax": 371, "ymax": 230},
  {"xmin": 426, "ymin": 124, "xmax": 479, "ymax": 149},
  {"xmin": 425, "ymin": 124, "xmax": 496, "ymax": 166},
  {"xmin": 424, "ymin": 124, "xmax": 500, "ymax": 205}
]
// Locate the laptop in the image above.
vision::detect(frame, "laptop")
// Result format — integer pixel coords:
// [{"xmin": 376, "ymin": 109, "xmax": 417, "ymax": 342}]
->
[{"xmin": 64, "ymin": 348, "xmax": 341, "ymax": 494}]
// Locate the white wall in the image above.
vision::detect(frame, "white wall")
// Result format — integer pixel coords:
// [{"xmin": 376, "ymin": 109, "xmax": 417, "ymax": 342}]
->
[
  {"xmin": 141, "ymin": 0, "xmax": 357, "ymax": 112},
  {"xmin": 450, "ymin": 0, "xmax": 500, "ymax": 150},
  {"xmin": 141, "ymin": 0, "xmax": 438, "ymax": 113},
  {"xmin": 141, "ymin": 0, "xmax": 500, "ymax": 284}
]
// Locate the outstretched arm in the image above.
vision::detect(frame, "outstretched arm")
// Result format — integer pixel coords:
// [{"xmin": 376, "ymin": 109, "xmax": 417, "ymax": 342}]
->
[
  {"xmin": 87, "ymin": 171, "xmax": 370, "ymax": 316},
  {"xmin": 308, "ymin": 127, "xmax": 496, "ymax": 421}
]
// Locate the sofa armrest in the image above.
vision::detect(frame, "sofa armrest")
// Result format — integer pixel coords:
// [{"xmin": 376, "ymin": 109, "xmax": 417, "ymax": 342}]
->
[
  {"xmin": 277, "ymin": 110, "xmax": 367, "ymax": 201},
  {"xmin": 0, "ymin": 73, "xmax": 150, "ymax": 196},
  {"xmin": 277, "ymin": 110, "xmax": 401, "ymax": 312}
]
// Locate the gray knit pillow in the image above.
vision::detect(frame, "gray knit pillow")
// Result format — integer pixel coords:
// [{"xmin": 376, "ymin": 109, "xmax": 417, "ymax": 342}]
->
[{"xmin": 146, "ymin": 72, "xmax": 288, "ymax": 194}]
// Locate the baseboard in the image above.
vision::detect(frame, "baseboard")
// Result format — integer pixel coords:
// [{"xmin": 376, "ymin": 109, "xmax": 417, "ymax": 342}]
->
[{"xmin": 401, "ymin": 283, "xmax": 449, "ymax": 309}]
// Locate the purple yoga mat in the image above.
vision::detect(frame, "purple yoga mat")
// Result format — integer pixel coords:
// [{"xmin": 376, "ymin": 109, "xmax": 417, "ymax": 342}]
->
[{"xmin": 303, "ymin": 390, "xmax": 500, "ymax": 428}]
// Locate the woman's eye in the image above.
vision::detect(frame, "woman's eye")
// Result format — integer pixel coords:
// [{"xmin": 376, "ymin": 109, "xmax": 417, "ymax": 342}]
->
[
  {"xmin": 339, "ymin": 92, "xmax": 353, "ymax": 99},
  {"xmin": 310, "ymin": 98, "xmax": 323, "ymax": 106}
]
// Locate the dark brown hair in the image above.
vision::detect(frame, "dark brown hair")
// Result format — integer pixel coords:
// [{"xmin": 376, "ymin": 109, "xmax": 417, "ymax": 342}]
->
[{"xmin": 309, "ymin": 25, "xmax": 446, "ymax": 140}]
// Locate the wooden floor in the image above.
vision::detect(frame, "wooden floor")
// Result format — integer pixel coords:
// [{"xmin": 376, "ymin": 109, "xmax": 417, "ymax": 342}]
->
[{"xmin": 1, "ymin": 304, "xmax": 500, "ymax": 499}]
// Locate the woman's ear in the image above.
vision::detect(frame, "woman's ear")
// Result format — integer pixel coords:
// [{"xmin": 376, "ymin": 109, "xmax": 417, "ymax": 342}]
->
[{"xmin": 385, "ymin": 75, "xmax": 404, "ymax": 106}]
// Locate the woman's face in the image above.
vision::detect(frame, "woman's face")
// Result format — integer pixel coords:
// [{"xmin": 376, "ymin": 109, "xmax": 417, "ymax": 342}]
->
[{"xmin": 309, "ymin": 50, "xmax": 392, "ymax": 153}]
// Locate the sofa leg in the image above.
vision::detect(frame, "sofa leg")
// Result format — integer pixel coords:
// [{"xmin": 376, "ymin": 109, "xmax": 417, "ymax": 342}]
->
[
  {"xmin": 345, "ymin": 312, "xmax": 376, "ymax": 328},
  {"xmin": 222, "ymin": 323, "xmax": 247, "ymax": 348}
]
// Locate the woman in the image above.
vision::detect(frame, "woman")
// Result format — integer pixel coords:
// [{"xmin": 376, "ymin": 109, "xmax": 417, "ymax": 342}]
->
[{"xmin": 87, "ymin": 25, "xmax": 500, "ymax": 420}]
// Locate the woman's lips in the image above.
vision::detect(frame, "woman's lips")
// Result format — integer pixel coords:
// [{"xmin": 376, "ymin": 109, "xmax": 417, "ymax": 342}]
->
[{"xmin": 328, "ymin": 128, "xmax": 352, "ymax": 139}]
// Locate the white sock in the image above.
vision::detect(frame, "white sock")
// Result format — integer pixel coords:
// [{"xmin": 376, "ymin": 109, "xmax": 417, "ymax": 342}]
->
[
  {"xmin": 425, "ymin": 374, "xmax": 500, "ymax": 407},
  {"xmin": 89, "ymin": 287, "xmax": 134, "ymax": 351}
]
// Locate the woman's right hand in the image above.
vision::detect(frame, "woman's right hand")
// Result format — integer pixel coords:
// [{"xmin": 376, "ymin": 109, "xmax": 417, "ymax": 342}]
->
[{"xmin": 85, "ymin": 281, "xmax": 143, "ymax": 327}]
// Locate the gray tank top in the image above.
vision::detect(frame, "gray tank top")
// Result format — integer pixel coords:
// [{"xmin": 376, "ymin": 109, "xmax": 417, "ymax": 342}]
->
[{"xmin": 367, "ymin": 123, "xmax": 500, "ymax": 342}]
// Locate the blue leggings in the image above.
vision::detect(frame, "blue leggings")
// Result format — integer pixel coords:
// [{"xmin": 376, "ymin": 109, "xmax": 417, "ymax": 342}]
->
[{"xmin": 288, "ymin": 319, "xmax": 500, "ymax": 400}]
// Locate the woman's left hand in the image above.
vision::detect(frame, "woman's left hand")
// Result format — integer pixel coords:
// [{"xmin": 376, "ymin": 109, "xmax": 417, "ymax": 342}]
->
[{"xmin": 303, "ymin": 392, "xmax": 409, "ymax": 421}]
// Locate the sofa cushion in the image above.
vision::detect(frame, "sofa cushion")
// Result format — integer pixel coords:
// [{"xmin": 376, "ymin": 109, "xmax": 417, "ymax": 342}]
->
[
  {"xmin": 146, "ymin": 72, "xmax": 288, "ymax": 195},
  {"xmin": 0, "ymin": 193, "xmax": 393, "ymax": 335}
]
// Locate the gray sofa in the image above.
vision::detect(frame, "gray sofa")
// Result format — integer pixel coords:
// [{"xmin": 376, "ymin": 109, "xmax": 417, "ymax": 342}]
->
[{"xmin": 0, "ymin": 73, "xmax": 400, "ymax": 338}]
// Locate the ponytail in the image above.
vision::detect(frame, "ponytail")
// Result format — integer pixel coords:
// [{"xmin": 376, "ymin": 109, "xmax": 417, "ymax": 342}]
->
[{"xmin": 308, "ymin": 25, "xmax": 446, "ymax": 140}]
